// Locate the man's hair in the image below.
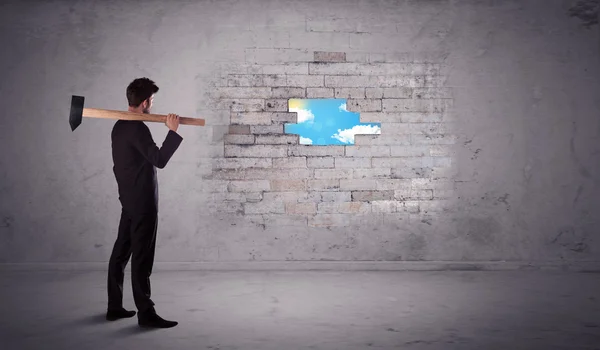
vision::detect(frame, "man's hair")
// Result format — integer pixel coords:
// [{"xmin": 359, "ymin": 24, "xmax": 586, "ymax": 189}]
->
[{"xmin": 126, "ymin": 77, "xmax": 159, "ymax": 107}]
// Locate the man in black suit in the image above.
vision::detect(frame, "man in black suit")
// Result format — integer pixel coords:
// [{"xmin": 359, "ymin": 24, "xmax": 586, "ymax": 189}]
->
[{"xmin": 106, "ymin": 77, "xmax": 183, "ymax": 328}]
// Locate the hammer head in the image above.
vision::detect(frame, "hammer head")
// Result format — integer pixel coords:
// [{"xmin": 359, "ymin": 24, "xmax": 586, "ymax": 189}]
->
[{"xmin": 69, "ymin": 95, "xmax": 84, "ymax": 131}]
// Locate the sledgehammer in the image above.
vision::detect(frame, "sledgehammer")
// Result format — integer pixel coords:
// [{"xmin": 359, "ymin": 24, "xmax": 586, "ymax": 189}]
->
[{"xmin": 69, "ymin": 95, "xmax": 205, "ymax": 131}]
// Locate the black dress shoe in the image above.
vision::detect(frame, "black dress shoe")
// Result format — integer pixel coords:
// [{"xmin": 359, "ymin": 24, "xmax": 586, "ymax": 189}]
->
[
  {"xmin": 138, "ymin": 310, "xmax": 178, "ymax": 328},
  {"xmin": 106, "ymin": 308, "xmax": 136, "ymax": 321}
]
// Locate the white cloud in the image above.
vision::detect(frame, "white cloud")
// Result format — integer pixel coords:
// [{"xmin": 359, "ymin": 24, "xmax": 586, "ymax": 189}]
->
[
  {"xmin": 290, "ymin": 107, "xmax": 315, "ymax": 124},
  {"xmin": 339, "ymin": 103, "xmax": 347, "ymax": 112},
  {"xmin": 331, "ymin": 124, "xmax": 381, "ymax": 144},
  {"xmin": 299, "ymin": 136, "xmax": 313, "ymax": 145}
]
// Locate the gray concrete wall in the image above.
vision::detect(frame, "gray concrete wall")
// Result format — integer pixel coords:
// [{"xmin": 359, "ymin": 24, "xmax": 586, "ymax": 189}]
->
[{"xmin": 0, "ymin": 0, "xmax": 598, "ymax": 264}]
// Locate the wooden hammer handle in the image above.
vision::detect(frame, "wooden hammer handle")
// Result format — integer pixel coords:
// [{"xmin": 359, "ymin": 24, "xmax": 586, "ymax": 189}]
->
[{"xmin": 83, "ymin": 108, "xmax": 205, "ymax": 126}]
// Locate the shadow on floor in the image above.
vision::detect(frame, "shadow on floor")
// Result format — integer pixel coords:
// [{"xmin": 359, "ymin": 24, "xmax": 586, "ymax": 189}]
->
[{"xmin": 63, "ymin": 313, "xmax": 161, "ymax": 336}]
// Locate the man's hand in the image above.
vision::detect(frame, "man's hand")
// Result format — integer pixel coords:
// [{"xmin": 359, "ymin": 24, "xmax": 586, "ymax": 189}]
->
[{"xmin": 166, "ymin": 113, "xmax": 180, "ymax": 132}]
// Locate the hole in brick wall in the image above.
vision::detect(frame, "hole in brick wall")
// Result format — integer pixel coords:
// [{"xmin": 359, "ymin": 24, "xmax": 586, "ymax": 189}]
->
[{"xmin": 284, "ymin": 99, "xmax": 381, "ymax": 145}]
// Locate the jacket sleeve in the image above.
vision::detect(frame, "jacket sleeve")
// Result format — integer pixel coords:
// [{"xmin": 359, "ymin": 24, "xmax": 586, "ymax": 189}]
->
[{"xmin": 130, "ymin": 123, "xmax": 183, "ymax": 169}]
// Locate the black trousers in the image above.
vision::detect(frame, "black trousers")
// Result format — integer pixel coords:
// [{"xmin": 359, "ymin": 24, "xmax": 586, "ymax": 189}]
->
[{"xmin": 107, "ymin": 208, "xmax": 157, "ymax": 313}]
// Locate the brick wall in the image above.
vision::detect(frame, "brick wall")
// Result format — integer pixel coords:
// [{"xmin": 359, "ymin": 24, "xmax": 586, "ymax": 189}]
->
[{"xmin": 203, "ymin": 51, "xmax": 457, "ymax": 229}]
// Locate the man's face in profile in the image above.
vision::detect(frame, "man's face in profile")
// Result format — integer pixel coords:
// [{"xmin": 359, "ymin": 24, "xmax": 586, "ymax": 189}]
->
[{"xmin": 143, "ymin": 94, "xmax": 154, "ymax": 114}]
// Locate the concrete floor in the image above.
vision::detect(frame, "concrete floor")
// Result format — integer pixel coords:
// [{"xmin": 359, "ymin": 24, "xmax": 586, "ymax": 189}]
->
[{"xmin": 0, "ymin": 270, "xmax": 599, "ymax": 350}]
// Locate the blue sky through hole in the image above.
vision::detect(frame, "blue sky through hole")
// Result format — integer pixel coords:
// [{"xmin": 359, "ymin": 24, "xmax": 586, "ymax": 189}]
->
[{"xmin": 284, "ymin": 99, "xmax": 381, "ymax": 145}]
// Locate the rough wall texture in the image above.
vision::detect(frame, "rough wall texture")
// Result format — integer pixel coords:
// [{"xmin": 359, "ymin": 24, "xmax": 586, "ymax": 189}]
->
[{"xmin": 0, "ymin": 0, "xmax": 599, "ymax": 264}]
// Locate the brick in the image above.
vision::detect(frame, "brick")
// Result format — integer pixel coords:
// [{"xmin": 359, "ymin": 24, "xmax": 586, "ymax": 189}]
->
[
  {"xmin": 287, "ymin": 75, "xmax": 325, "ymax": 87},
  {"xmin": 353, "ymin": 168, "xmax": 391, "ymax": 178},
  {"xmin": 391, "ymin": 122, "xmax": 450, "ymax": 135},
  {"xmin": 410, "ymin": 189, "xmax": 433, "ymax": 200},
  {"xmin": 307, "ymin": 156, "xmax": 334, "ymax": 168},
  {"xmin": 426, "ymin": 157, "xmax": 452, "ymax": 168},
  {"xmin": 334, "ymin": 157, "xmax": 371, "ymax": 168},
  {"xmin": 354, "ymin": 134, "xmax": 410, "ymax": 146},
  {"xmin": 264, "ymin": 214, "xmax": 308, "ymax": 226},
  {"xmin": 317, "ymin": 202, "xmax": 370, "ymax": 214},
  {"xmin": 273, "ymin": 157, "xmax": 307, "ymax": 168},
  {"xmin": 286, "ymin": 202, "xmax": 317, "ymax": 215},
  {"xmin": 212, "ymin": 87, "xmax": 271, "ymax": 99},
  {"xmin": 391, "ymin": 168, "xmax": 432, "ymax": 179},
  {"xmin": 307, "ymin": 179, "xmax": 340, "ymax": 191},
  {"xmin": 325, "ymin": 75, "xmax": 424, "ymax": 88},
  {"xmin": 257, "ymin": 63, "xmax": 309, "ymax": 74},
  {"xmin": 245, "ymin": 192, "xmax": 263, "ymax": 203},
  {"xmin": 429, "ymin": 146, "xmax": 452, "ymax": 157},
  {"xmin": 271, "ymin": 179, "xmax": 306, "ymax": 191},
  {"xmin": 320, "ymin": 191, "xmax": 351, "ymax": 202},
  {"xmin": 314, "ymin": 169, "xmax": 353, "ymax": 179},
  {"xmin": 420, "ymin": 200, "xmax": 453, "ymax": 212},
  {"xmin": 372, "ymin": 157, "xmax": 425, "ymax": 168},
  {"xmin": 309, "ymin": 214, "xmax": 351, "ymax": 227},
  {"xmin": 411, "ymin": 179, "xmax": 454, "ymax": 190},
  {"xmin": 411, "ymin": 134, "xmax": 457, "ymax": 145},
  {"xmin": 433, "ymin": 189, "xmax": 454, "ymax": 199},
  {"xmin": 224, "ymin": 134, "xmax": 255, "ymax": 144},
  {"xmin": 262, "ymin": 74, "xmax": 287, "ymax": 86},
  {"xmin": 339, "ymin": 179, "xmax": 377, "ymax": 190},
  {"xmin": 224, "ymin": 145, "xmax": 288, "ymax": 158},
  {"xmin": 299, "ymin": 192, "xmax": 323, "ymax": 203},
  {"xmin": 307, "ymin": 87, "xmax": 334, "ymax": 98},
  {"xmin": 245, "ymin": 48, "xmax": 312, "ymax": 63},
  {"xmin": 369, "ymin": 52, "xmax": 413, "ymax": 63},
  {"xmin": 310, "ymin": 63, "xmax": 433, "ymax": 76},
  {"xmin": 210, "ymin": 201, "xmax": 244, "ymax": 214},
  {"xmin": 400, "ymin": 201, "xmax": 420, "ymax": 214},
  {"xmin": 382, "ymin": 99, "xmax": 449, "ymax": 113},
  {"xmin": 389, "ymin": 146, "xmax": 430, "ymax": 157},
  {"xmin": 212, "ymin": 168, "xmax": 311, "ymax": 180},
  {"xmin": 376, "ymin": 179, "xmax": 412, "ymax": 191},
  {"xmin": 215, "ymin": 99, "xmax": 264, "ymax": 112},
  {"xmin": 265, "ymin": 99, "xmax": 289, "ymax": 111},
  {"xmin": 289, "ymin": 145, "xmax": 345, "ymax": 157},
  {"xmin": 228, "ymin": 125, "xmax": 251, "ymax": 134},
  {"xmin": 314, "ymin": 51, "xmax": 346, "ymax": 62},
  {"xmin": 334, "ymin": 88, "xmax": 365, "ymax": 99},
  {"xmin": 210, "ymin": 192, "xmax": 246, "ymax": 202},
  {"xmin": 401, "ymin": 113, "xmax": 444, "ymax": 123},
  {"xmin": 216, "ymin": 62, "xmax": 253, "ymax": 75},
  {"xmin": 351, "ymin": 190, "xmax": 394, "ymax": 201},
  {"xmin": 231, "ymin": 112, "xmax": 297, "ymax": 125},
  {"xmin": 413, "ymin": 87, "xmax": 453, "ymax": 99},
  {"xmin": 250, "ymin": 125, "xmax": 284, "ymax": 134},
  {"xmin": 394, "ymin": 189, "xmax": 412, "ymax": 200},
  {"xmin": 346, "ymin": 99, "xmax": 382, "ymax": 112},
  {"xmin": 344, "ymin": 146, "xmax": 390, "ymax": 157},
  {"xmin": 371, "ymin": 200, "xmax": 399, "ymax": 213},
  {"xmin": 256, "ymin": 134, "xmax": 299, "ymax": 145},
  {"xmin": 262, "ymin": 191, "xmax": 309, "ymax": 202},
  {"xmin": 227, "ymin": 180, "xmax": 270, "ymax": 192},
  {"xmin": 227, "ymin": 75, "xmax": 263, "ymax": 87},
  {"xmin": 365, "ymin": 88, "xmax": 412, "ymax": 99},
  {"xmin": 244, "ymin": 201, "xmax": 285, "ymax": 214},
  {"xmin": 424, "ymin": 75, "xmax": 449, "ymax": 87},
  {"xmin": 271, "ymin": 87, "xmax": 306, "ymax": 98}
]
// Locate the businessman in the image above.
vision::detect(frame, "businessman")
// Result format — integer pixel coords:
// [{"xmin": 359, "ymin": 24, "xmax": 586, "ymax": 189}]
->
[{"xmin": 106, "ymin": 77, "xmax": 182, "ymax": 328}]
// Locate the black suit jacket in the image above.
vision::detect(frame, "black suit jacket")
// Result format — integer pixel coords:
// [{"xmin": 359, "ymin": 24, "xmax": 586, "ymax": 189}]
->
[{"xmin": 111, "ymin": 120, "xmax": 183, "ymax": 214}]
